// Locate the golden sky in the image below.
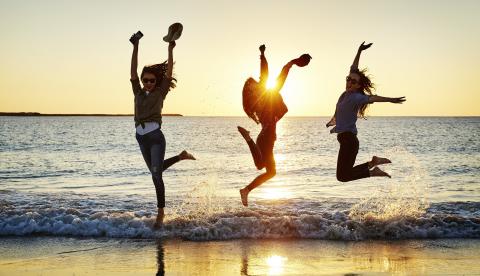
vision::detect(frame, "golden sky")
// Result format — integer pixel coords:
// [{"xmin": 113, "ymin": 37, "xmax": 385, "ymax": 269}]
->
[{"xmin": 0, "ymin": 0, "xmax": 479, "ymax": 116}]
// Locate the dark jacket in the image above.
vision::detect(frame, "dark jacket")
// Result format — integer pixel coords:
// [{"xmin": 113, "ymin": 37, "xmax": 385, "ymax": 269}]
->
[{"xmin": 131, "ymin": 78, "xmax": 172, "ymax": 128}]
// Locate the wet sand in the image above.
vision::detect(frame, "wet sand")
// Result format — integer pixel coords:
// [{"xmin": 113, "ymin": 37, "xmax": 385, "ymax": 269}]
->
[{"xmin": 1, "ymin": 237, "xmax": 479, "ymax": 275}]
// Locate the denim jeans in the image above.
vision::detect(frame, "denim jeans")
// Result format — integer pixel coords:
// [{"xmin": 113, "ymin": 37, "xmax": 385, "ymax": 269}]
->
[
  {"xmin": 336, "ymin": 132, "xmax": 370, "ymax": 182},
  {"xmin": 136, "ymin": 128, "xmax": 179, "ymax": 208}
]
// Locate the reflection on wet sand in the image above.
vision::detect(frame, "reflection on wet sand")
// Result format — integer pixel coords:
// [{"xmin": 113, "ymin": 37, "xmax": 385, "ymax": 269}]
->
[
  {"xmin": 1, "ymin": 237, "xmax": 479, "ymax": 275},
  {"xmin": 156, "ymin": 240, "xmax": 165, "ymax": 276}
]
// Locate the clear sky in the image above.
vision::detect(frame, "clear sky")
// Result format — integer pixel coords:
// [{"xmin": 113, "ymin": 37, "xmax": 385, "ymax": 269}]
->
[{"xmin": 0, "ymin": 0, "xmax": 479, "ymax": 116}]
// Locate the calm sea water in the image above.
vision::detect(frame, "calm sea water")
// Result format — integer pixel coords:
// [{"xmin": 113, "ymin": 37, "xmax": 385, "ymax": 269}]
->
[{"xmin": 0, "ymin": 116, "xmax": 479, "ymax": 240}]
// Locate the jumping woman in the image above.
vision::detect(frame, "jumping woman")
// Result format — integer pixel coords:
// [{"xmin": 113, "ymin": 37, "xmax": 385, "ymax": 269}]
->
[
  {"xmin": 130, "ymin": 32, "xmax": 195, "ymax": 228},
  {"xmin": 238, "ymin": 44, "xmax": 311, "ymax": 206},
  {"xmin": 327, "ymin": 41, "xmax": 405, "ymax": 182}
]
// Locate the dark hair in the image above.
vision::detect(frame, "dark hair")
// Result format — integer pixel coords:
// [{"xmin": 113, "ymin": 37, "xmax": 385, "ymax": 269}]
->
[
  {"xmin": 351, "ymin": 68, "xmax": 375, "ymax": 118},
  {"xmin": 141, "ymin": 61, "xmax": 176, "ymax": 90},
  {"xmin": 242, "ymin": 78, "xmax": 260, "ymax": 124}
]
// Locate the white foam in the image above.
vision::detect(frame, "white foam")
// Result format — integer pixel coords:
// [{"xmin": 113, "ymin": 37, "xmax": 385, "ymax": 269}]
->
[
  {"xmin": 1, "ymin": 201, "xmax": 479, "ymax": 240},
  {"xmin": 1, "ymin": 187, "xmax": 479, "ymax": 241}
]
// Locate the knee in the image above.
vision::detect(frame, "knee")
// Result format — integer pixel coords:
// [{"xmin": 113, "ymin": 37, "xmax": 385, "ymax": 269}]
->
[
  {"xmin": 151, "ymin": 166, "xmax": 163, "ymax": 179},
  {"xmin": 266, "ymin": 168, "xmax": 276, "ymax": 178},
  {"xmin": 336, "ymin": 173, "xmax": 349, "ymax": 182},
  {"xmin": 255, "ymin": 164, "xmax": 265, "ymax": 170}
]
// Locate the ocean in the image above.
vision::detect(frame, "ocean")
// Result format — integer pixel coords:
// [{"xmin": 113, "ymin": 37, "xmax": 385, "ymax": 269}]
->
[{"xmin": 1, "ymin": 116, "xmax": 479, "ymax": 240}]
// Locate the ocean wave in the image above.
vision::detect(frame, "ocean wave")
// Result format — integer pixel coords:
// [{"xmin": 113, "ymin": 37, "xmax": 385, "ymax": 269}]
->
[{"xmin": 1, "ymin": 203, "xmax": 479, "ymax": 241}]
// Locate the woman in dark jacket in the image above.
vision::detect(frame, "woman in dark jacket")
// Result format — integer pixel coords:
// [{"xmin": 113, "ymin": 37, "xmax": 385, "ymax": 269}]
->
[{"xmin": 130, "ymin": 33, "xmax": 195, "ymax": 228}]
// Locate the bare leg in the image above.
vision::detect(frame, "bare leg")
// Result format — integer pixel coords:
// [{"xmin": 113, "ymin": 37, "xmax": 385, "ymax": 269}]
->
[
  {"xmin": 238, "ymin": 126, "xmax": 264, "ymax": 170},
  {"xmin": 240, "ymin": 168, "xmax": 276, "ymax": 207}
]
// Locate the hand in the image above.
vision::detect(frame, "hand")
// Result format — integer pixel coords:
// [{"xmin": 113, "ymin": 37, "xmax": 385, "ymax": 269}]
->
[
  {"xmin": 326, "ymin": 116, "xmax": 336, "ymax": 127},
  {"xmin": 130, "ymin": 34, "xmax": 140, "ymax": 47},
  {"xmin": 168, "ymin": 41, "xmax": 176, "ymax": 51},
  {"xmin": 358, "ymin": 41, "xmax": 373, "ymax": 51},
  {"xmin": 259, "ymin": 44, "xmax": 266, "ymax": 54},
  {"xmin": 390, "ymin": 96, "xmax": 406, "ymax": 104}
]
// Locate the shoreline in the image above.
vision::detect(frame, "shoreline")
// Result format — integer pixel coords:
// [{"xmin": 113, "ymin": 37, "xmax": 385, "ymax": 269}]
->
[
  {"xmin": 1, "ymin": 237, "xmax": 479, "ymax": 275},
  {"xmin": 0, "ymin": 112, "xmax": 479, "ymax": 118}
]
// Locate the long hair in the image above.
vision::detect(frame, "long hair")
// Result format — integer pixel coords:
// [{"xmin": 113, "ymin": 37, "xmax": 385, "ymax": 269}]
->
[
  {"xmin": 242, "ymin": 77, "xmax": 260, "ymax": 124},
  {"xmin": 352, "ymin": 68, "xmax": 375, "ymax": 118},
  {"xmin": 141, "ymin": 61, "xmax": 176, "ymax": 90}
]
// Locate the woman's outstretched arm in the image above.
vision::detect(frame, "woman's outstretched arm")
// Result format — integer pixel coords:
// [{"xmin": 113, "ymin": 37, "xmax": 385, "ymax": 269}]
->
[
  {"xmin": 369, "ymin": 95, "xmax": 406, "ymax": 103},
  {"xmin": 351, "ymin": 41, "xmax": 372, "ymax": 70},
  {"xmin": 274, "ymin": 61, "xmax": 294, "ymax": 92},
  {"xmin": 130, "ymin": 39, "xmax": 139, "ymax": 80},
  {"xmin": 166, "ymin": 41, "xmax": 175, "ymax": 78}
]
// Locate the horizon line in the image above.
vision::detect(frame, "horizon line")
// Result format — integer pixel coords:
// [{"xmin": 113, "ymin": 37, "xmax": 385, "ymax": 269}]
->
[{"xmin": 0, "ymin": 112, "xmax": 478, "ymax": 118}]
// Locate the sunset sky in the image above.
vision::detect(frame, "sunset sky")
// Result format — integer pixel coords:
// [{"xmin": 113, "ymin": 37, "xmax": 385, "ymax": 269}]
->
[{"xmin": 0, "ymin": 0, "xmax": 479, "ymax": 116}]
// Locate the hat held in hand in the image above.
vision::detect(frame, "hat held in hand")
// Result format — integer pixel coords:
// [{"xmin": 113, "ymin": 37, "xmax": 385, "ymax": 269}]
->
[
  {"xmin": 293, "ymin": 54, "xmax": 312, "ymax": 67},
  {"xmin": 163, "ymin": 22, "xmax": 183, "ymax": 42}
]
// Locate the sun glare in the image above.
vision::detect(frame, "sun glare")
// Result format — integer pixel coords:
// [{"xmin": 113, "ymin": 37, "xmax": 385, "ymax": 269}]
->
[
  {"xmin": 266, "ymin": 255, "xmax": 287, "ymax": 275},
  {"xmin": 266, "ymin": 78, "xmax": 278, "ymax": 90},
  {"xmin": 259, "ymin": 187, "xmax": 291, "ymax": 200}
]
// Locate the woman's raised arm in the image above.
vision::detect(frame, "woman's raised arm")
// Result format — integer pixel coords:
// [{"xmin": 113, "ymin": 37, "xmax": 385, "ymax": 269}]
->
[
  {"xmin": 130, "ymin": 39, "xmax": 139, "ymax": 80},
  {"xmin": 166, "ymin": 41, "xmax": 175, "ymax": 78},
  {"xmin": 351, "ymin": 41, "xmax": 372, "ymax": 71}
]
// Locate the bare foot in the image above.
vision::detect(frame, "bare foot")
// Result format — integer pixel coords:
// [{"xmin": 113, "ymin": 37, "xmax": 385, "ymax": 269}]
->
[
  {"xmin": 370, "ymin": 156, "xmax": 391, "ymax": 168},
  {"xmin": 370, "ymin": 167, "xmax": 391, "ymax": 178},
  {"xmin": 237, "ymin": 126, "xmax": 252, "ymax": 142},
  {"xmin": 240, "ymin": 188, "xmax": 249, "ymax": 207},
  {"xmin": 179, "ymin": 150, "xmax": 196, "ymax": 160}
]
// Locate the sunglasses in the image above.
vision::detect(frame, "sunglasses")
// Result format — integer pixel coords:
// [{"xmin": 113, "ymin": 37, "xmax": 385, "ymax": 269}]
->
[
  {"xmin": 346, "ymin": 76, "xmax": 359, "ymax": 85},
  {"xmin": 142, "ymin": 78, "xmax": 156, "ymax": 84}
]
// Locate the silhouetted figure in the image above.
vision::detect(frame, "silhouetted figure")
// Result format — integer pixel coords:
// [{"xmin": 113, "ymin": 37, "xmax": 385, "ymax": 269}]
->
[
  {"xmin": 238, "ymin": 44, "xmax": 311, "ymax": 206},
  {"xmin": 129, "ymin": 32, "xmax": 195, "ymax": 228},
  {"xmin": 327, "ymin": 42, "xmax": 406, "ymax": 182}
]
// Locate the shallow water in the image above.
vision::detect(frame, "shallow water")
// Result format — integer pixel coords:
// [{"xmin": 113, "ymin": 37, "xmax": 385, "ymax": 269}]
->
[{"xmin": 0, "ymin": 116, "xmax": 479, "ymax": 239}]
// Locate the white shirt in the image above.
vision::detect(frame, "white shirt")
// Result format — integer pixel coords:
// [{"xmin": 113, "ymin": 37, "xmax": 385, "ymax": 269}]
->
[{"xmin": 136, "ymin": 121, "xmax": 160, "ymax": 135}]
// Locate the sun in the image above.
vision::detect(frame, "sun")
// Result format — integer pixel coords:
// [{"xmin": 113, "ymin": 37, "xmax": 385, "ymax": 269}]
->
[{"xmin": 266, "ymin": 77, "xmax": 278, "ymax": 90}]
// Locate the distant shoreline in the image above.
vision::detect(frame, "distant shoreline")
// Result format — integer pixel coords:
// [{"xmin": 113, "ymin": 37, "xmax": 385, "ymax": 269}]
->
[
  {"xmin": 0, "ymin": 112, "xmax": 478, "ymax": 117},
  {"xmin": 0, "ymin": 112, "xmax": 182, "ymax": 117}
]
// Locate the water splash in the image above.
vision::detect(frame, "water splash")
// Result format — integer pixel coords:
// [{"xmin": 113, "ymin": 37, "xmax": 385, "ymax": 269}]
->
[
  {"xmin": 170, "ymin": 173, "xmax": 232, "ymax": 220},
  {"xmin": 349, "ymin": 147, "xmax": 429, "ymax": 221}
]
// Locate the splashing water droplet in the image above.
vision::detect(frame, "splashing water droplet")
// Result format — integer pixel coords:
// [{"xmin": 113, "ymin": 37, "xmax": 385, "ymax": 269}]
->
[{"xmin": 349, "ymin": 147, "xmax": 429, "ymax": 221}]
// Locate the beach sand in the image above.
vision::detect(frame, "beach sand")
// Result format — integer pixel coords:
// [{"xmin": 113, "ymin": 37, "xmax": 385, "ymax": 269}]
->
[{"xmin": 1, "ymin": 237, "xmax": 479, "ymax": 275}]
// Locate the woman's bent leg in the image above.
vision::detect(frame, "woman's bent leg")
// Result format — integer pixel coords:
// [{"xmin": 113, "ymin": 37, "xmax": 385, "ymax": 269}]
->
[
  {"xmin": 247, "ymin": 132, "xmax": 276, "ymax": 191},
  {"xmin": 336, "ymin": 132, "xmax": 369, "ymax": 182},
  {"xmin": 238, "ymin": 126, "xmax": 265, "ymax": 169},
  {"xmin": 162, "ymin": 156, "xmax": 180, "ymax": 171}
]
